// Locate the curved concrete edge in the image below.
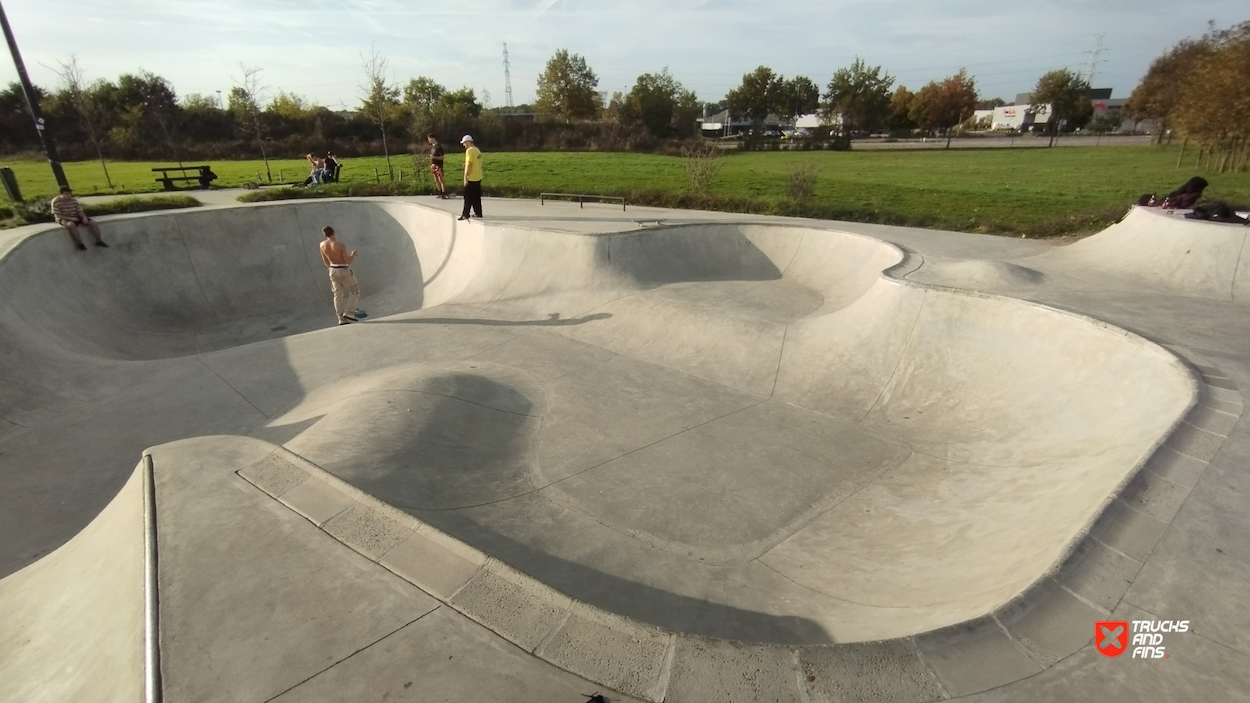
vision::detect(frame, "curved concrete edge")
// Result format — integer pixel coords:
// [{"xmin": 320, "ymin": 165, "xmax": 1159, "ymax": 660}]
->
[
  {"xmin": 233, "ymin": 355, "xmax": 1240, "ymax": 703},
  {"xmin": 0, "ymin": 461, "xmax": 145, "ymax": 703},
  {"xmin": 142, "ymin": 453, "xmax": 162, "ymax": 703}
]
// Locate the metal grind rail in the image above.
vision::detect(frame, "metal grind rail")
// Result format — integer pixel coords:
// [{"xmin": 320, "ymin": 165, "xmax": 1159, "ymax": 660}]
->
[{"xmin": 539, "ymin": 192, "xmax": 626, "ymax": 211}]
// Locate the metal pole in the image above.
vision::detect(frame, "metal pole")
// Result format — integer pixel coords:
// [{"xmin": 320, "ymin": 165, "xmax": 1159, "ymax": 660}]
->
[{"xmin": 0, "ymin": 0, "xmax": 68, "ymax": 189}]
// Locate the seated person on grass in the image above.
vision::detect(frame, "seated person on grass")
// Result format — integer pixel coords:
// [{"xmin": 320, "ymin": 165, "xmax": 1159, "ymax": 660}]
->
[{"xmin": 50, "ymin": 186, "xmax": 108, "ymax": 250}]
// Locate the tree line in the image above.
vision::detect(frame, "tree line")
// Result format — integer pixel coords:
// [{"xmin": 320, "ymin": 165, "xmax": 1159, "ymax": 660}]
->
[
  {"xmin": 1125, "ymin": 20, "xmax": 1250, "ymax": 172},
  {"xmin": 4, "ymin": 26, "xmax": 1245, "ymax": 168}
]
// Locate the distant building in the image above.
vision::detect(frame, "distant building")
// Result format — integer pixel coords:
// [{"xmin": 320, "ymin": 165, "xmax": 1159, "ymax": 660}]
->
[{"xmin": 990, "ymin": 88, "xmax": 1133, "ymax": 132}]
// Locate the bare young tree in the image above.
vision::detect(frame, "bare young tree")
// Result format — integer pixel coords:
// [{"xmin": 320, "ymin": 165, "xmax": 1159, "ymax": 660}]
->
[
  {"xmin": 53, "ymin": 56, "xmax": 113, "ymax": 188},
  {"xmin": 233, "ymin": 64, "xmax": 272, "ymax": 182},
  {"xmin": 360, "ymin": 46, "xmax": 400, "ymax": 181}
]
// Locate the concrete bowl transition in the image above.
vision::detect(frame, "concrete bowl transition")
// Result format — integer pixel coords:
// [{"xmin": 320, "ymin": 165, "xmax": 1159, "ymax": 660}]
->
[{"xmin": 0, "ymin": 200, "xmax": 1206, "ymax": 698}]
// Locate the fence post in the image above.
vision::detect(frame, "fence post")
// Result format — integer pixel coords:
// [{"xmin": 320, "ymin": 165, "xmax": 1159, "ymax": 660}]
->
[
  {"xmin": 374, "ymin": 168, "xmax": 380, "ymax": 183},
  {"xmin": 278, "ymin": 170, "xmax": 283, "ymax": 181}
]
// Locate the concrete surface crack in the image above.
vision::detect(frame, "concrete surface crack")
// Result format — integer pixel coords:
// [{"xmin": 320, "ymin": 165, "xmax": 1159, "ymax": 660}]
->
[
  {"xmin": 770, "ymin": 324, "xmax": 789, "ymax": 398},
  {"xmin": 857, "ymin": 288, "xmax": 926, "ymax": 424},
  {"xmin": 262, "ymin": 607, "xmax": 441, "ymax": 702},
  {"xmin": 194, "ymin": 357, "xmax": 269, "ymax": 419}
]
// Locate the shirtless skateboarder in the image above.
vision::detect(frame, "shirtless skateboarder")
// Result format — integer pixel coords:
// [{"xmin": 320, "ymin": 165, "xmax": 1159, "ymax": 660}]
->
[{"xmin": 319, "ymin": 226, "xmax": 367, "ymax": 325}]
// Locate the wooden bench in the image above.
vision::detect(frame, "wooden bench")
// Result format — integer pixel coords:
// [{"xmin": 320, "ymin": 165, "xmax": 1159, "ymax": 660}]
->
[{"xmin": 153, "ymin": 165, "xmax": 217, "ymax": 191}]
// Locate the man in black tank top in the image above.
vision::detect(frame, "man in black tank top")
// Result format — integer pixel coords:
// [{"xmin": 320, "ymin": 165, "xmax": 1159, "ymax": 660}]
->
[{"xmin": 427, "ymin": 133, "xmax": 447, "ymax": 199}]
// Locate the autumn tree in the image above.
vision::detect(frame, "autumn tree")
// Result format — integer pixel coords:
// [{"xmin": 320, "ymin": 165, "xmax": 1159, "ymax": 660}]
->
[
  {"xmin": 535, "ymin": 49, "xmax": 600, "ymax": 121},
  {"xmin": 822, "ymin": 58, "xmax": 894, "ymax": 135},
  {"xmin": 1030, "ymin": 69, "xmax": 1093, "ymax": 146},
  {"xmin": 1170, "ymin": 21, "xmax": 1250, "ymax": 171},
  {"xmin": 359, "ymin": 46, "xmax": 401, "ymax": 179},
  {"xmin": 909, "ymin": 69, "xmax": 978, "ymax": 137},
  {"xmin": 1124, "ymin": 37, "xmax": 1215, "ymax": 144},
  {"xmin": 885, "ymin": 85, "xmax": 916, "ymax": 131}
]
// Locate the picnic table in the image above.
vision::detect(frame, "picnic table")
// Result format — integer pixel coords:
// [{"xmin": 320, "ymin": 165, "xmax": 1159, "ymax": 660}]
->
[{"xmin": 153, "ymin": 165, "xmax": 217, "ymax": 191}]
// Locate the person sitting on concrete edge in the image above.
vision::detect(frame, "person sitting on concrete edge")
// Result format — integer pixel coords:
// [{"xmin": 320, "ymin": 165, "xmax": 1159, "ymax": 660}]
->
[
  {"xmin": 50, "ymin": 186, "xmax": 108, "ymax": 250},
  {"xmin": 319, "ymin": 225, "xmax": 366, "ymax": 326}
]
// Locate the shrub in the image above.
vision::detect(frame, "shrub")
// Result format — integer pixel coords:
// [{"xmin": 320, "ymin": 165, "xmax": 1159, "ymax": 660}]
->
[
  {"xmin": 680, "ymin": 140, "xmax": 722, "ymax": 194},
  {"xmin": 787, "ymin": 162, "xmax": 819, "ymax": 201}
]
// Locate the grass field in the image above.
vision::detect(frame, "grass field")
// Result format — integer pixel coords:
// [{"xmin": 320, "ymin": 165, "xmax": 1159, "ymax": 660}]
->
[{"xmin": 4, "ymin": 146, "xmax": 1247, "ymax": 236}]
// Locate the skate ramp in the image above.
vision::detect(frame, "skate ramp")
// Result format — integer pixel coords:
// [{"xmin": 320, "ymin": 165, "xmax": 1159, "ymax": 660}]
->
[
  {"xmin": 1042, "ymin": 206, "xmax": 1250, "ymax": 301},
  {"xmin": 0, "ymin": 200, "xmax": 1197, "ymax": 644},
  {"xmin": 0, "ymin": 462, "xmax": 144, "ymax": 703}
]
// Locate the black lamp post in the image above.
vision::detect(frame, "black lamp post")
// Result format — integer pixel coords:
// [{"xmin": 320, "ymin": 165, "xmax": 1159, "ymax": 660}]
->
[{"xmin": 0, "ymin": 0, "xmax": 69, "ymax": 189}]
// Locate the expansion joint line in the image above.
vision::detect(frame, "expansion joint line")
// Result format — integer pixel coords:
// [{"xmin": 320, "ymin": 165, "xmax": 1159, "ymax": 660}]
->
[
  {"xmin": 195, "ymin": 357, "xmax": 269, "ymax": 420},
  {"xmin": 262, "ymin": 608, "xmax": 441, "ymax": 702}
]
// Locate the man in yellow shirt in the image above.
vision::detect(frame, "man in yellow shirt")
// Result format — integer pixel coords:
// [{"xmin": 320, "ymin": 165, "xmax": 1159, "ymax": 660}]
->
[{"xmin": 458, "ymin": 135, "xmax": 483, "ymax": 221}]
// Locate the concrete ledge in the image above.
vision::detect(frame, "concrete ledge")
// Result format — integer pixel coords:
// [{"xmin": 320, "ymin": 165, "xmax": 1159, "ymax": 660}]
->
[
  {"xmin": 995, "ymin": 578, "xmax": 1102, "ymax": 665},
  {"xmin": 238, "ymin": 453, "xmax": 309, "ymax": 498},
  {"xmin": 1054, "ymin": 535, "xmax": 1143, "ymax": 612},
  {"xmin": 666, "ymin": 637, "xmax": 803, "ymax": 703},
  {"xmin": 322, "ymin": 503, "xmax": 415, "ymax": 561},
  {"xmin": 538, "ymin": 602, "xmax": 671, "ymax": 701},
  {"xmin": 379, "ymin": 529, "xmax": 485, "ymax": 600},
  {"xmin": 449, "ymin": 561, "xmax": 573, "ymax": 652},
  {"xmin": 914, "ymin": 617, "xmax": 1041, "ymax": 698},
  {"xmin": 278, "ymin": 477, "xmax": 355, "ymax": 527},
  {"xmin": 797, "ymin": 640, "xmax": 946, "ymax": 703},
  {"xmin": 1165, "ymin": 421, "xmax": 1229, "ymax": 462}
]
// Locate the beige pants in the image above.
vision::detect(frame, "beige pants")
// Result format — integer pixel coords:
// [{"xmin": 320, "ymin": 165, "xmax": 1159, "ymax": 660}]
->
[{"xmin": 329, "ymin": 267, "xmax": 360, "ymax": 318}]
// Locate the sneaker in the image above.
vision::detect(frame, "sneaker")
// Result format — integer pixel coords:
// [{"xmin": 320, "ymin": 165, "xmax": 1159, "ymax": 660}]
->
[
  {"xmin": 75, "ymin": 242, "xmax": 88, "ymax": 251},
  {"xmin": 353, "ymin": 309, "xmax": 368, "ymax": 319},
  {"xmin": 341, "ymin": 314, "xmax": 359, "ymax": 322},
  {"xmin": 338, "ymin": 315, "xmax": 356, "ymax": 325},
  {"xmin": 94, "ymin": 240, "xmax": 109, "ymax": 248},
  {"xmin": 457, "ymin": 215, "xmax": 469, "ymax": 221}
]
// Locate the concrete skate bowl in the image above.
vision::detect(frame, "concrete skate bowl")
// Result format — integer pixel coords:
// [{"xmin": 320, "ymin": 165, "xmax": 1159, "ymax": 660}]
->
[{"xmin": 0, "ymin": 200, "xmax": 1196, "ymax": 648}]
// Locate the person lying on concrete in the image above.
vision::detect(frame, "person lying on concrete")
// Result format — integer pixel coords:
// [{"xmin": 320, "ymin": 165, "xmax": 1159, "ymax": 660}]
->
[
  {"xmin": 50, "ymin": 186, "xmax": 108, "ymax": 250},
  {"xmin": 1162, "ymin": 177, "xmax": 1208, "ymax": 210},
  {"xmin": 319, "ymin": 226, "xmax": 366, "ymax": 325}
]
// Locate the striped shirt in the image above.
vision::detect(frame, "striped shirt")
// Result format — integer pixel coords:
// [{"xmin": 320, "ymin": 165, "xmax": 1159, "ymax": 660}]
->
[{"xmin": 50, "ymin": 195, "xmax": 85, "ymax": 222}]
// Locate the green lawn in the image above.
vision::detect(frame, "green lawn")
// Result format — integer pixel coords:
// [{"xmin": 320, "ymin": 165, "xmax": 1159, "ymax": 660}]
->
[{"xmin": 4, "ymin": 147, "xmax": 1247, "ymax": 235}]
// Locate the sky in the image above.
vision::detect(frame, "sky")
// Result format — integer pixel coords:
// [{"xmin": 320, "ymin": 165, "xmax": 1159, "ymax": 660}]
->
[{"xmin": 2, "ymin": 0, "xmax": 1245, "ymax": 111}]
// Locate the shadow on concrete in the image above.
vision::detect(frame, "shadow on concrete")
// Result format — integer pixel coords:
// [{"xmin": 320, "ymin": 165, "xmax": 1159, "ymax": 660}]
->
[
  {"xmin": 332, "ymin": 373, "xmax": 834, "ymax": 646},
  {"xmin": 372, "ymin": 312, "xmax": 612, "ymax": 328}
]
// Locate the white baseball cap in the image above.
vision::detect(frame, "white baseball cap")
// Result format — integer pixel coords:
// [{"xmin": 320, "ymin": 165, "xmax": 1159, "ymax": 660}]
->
[{"xmin": 460, "ymin": 134, "xmax": 474, "ymax": 144}]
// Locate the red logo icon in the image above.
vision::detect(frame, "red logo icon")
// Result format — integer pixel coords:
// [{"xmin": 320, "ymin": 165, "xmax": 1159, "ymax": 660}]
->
[{"xmin": 1096, "ymin": 621, "xmax": 1129, "ymax": 658}]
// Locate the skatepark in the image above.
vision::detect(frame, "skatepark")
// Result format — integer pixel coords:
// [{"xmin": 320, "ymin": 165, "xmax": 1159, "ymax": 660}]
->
[{"xmin": 0, "ymin": 196, "xmax": 1247, "ymax": 701}]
